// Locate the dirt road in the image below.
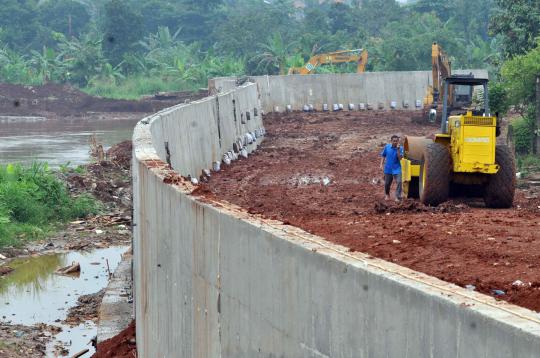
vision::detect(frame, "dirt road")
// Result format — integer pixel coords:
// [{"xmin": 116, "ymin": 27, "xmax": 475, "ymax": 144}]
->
[{"xmin": 197, "ymin": 111, "xmax": 540, "ymax": 312}]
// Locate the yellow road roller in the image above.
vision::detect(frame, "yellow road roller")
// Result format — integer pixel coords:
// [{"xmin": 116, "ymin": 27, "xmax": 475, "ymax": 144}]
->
[{"xmin": 401, "ymin": 75, "xmax": 515, "ymax": 208}]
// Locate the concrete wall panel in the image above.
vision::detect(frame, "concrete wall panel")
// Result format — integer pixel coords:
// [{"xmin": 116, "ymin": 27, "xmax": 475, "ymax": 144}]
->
[
  {"xmin": 134, "ymin": 70, "xmax": 538, "ymax": 358},
  {"xmin": 210, "ymin": 70, "xmax": 488, "ymax": 113}
]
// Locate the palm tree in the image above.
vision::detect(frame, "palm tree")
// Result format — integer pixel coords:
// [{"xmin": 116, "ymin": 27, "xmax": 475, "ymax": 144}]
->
[{"xmin": 253, "ymin": 32, "xmax": 297, "ymax": 75}]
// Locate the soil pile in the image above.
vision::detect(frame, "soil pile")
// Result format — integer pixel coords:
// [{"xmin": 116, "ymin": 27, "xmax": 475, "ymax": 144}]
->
[
  {"xmin": 92, "ymin": 320, "xmax": 136, "ymax": 358},
  {"xmin": 64, "ymin": 141, "xmax": 133, "ymax": 210},
  {"xmin": 106, "ymin": 140, "xmax": 132, "ymax": 169},
  {"xmin": 0, "ymin": 83, "xmax": 207, "ymax": 118},
  {"xmin": 198, "ymin": 110, "xmax": 540, "ymax": 312}
]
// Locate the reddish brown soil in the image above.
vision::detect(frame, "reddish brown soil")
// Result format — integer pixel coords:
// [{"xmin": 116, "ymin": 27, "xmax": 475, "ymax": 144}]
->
[
  {"xmin": 0, "ymin": 83, "xmax": 206, "ymax": 119},
  {"xmin": 92, "ymin": 320, "xmax": 136, "ymax": 358},
  {"xmin": 197, "ymin": 111, "xmax": 540, "ymax": 312}
]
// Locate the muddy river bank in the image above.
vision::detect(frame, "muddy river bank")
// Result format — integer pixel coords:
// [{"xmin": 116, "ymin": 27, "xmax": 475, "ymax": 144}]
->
[
  {"xmin": 0, "ymin": 136, "xmax": 131, "ymax": 357},
  {"xmin": 0, "ymin": 83, "xmax": 210, "ymax": 357},
  {"xmin": 0, "ymin": 140, "xmax": 134, "ymax": 357}
]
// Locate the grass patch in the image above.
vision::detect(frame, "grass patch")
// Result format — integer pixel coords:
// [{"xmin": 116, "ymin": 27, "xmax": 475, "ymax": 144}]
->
[
  {"xmin": 82, "ymin": 75, "xmax": 203, "ymax": 100},
  {"xmin": 0, "ymin": 163, "xmax": 100, "ymax": 248}
]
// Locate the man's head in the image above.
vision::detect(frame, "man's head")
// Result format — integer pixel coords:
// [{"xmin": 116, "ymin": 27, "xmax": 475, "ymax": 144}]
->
[{"xmin": 391, "ymin": 135, "xmax": 399, "ymax": 147}]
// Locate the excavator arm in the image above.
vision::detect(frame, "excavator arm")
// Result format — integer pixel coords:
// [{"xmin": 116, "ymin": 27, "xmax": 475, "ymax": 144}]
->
[{"xmin": 289, "ymin": 49, "xmax": 368, "ymax": 75}]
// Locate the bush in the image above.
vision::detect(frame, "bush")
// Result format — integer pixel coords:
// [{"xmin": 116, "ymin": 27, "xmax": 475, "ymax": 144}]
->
[
  {"xmin": 83, "ymin": 75, "xmax": 198, "ymax": 100},
  {"xmin": 512, "ymin": 106, "xmax": 536, "ymax": 155},
  {"xmin": 0, "ymin": 163, "xmax": 100, "ymax": 247}
]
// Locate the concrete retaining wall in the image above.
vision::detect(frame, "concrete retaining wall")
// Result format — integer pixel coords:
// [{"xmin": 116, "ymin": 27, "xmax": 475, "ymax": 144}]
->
[
  {"xmin": 134, "ymin": 76, "xmax": 540, "ymax": 358},
  {"xmin": 211, "ymin": 70, "xmax": 488, "ymax": 113},
  {"xmin": 148, "ymin": 83, "xmax": 263, "ymax": 178}
]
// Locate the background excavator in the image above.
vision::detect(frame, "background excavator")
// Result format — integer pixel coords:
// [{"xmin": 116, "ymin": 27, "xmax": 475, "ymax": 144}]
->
[
  {"xmin": 423, "ymin": 42, "xmax": 475, "ymax": 123},
  {"xmin": 288, "ymin": 49, "xmax": 368, "ymax": 75}
]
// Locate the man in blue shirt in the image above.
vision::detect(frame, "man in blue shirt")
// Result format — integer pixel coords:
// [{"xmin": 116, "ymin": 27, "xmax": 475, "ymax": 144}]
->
[{"xmin": 380, "ymin": 135, "xmax": 404, "ymax": 201}]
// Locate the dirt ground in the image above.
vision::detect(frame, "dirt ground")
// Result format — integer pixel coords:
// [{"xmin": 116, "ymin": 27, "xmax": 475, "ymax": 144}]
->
[
  {"xmin": 92, "ymin": 320, "xmax": 136, "ymax": 358},
  {"xmin": 0, "ymin": 83, "xmax": 206, "ymax": 119},
  {"xmin": 0, "ymin": 323, "xmax": 61, "ymax": 357},
  {"xmin": 197, "ymin": 111, "xmax": 540, "ymax": 312}
]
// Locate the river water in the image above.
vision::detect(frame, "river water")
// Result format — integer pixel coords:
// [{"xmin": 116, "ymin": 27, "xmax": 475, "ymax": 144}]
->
[
  {"xmin": 0, "ymin": 118, "xmax": 141, "ymax": 168},
  {"xmin": 0, "ymin": 246, "xmax": 129, "ymax": 356}
]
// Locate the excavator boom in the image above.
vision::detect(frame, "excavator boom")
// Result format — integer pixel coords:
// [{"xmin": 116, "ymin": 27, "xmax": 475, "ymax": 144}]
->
[{"xmin": 289, "ymin": 49, "xmax": 368, "ymax": 75}]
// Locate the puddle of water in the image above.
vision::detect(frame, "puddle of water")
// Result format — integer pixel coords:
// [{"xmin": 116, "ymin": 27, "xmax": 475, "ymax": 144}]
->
[
  {"xmin": 0, "ymin": 246, "xmax": 129, "ymax": 356},
  {"xmin": 0, "ymin": 119, "xmax": 140, "ymax": 168}
]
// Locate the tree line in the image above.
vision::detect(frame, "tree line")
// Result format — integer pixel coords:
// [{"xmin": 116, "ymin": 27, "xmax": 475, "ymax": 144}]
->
[{"xmin": 0, "ymin": 0, "xmax": 538, "ymax": 153}]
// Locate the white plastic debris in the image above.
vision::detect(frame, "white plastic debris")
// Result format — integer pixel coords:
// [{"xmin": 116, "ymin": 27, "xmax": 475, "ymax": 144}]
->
[
  {"xmin": 512, "ymin": 280, "xmax": 526, "ymax": 287},
  {"xmin": 390, "ymin": 101, "xmax": 397, "ymax": 109},
  {"xmin": 223, "ymin": 154, "xmax": 231, "ymax": 165},
  {"xmin": 392, "ymin": 240, "xmax": 401, "ymax": 244},
  {"xmin": 332, "ymin": 104, "xmax": 339, "ymax": 111},
  {"xmin": 338, "ymin": 103, "xmax": 344, "ymax": 110},
  {"xmin": 95, "ymin": 229, "xmax": 104, "ymax": 235},
  {"xmin": 203, "ymin": 169, "xmax": 211, "ymax": 177},
  {"xmin": 286, "ymin": 104, "xmax": 292, "ymax": 112},
  {"xmin": 190, "ymin": 177, "xmax": 199, "ymax": 185},
  {"xmin": 415, "ymin": 100, "xmax": 422, "ymax": 108},
  {"xmin": 308, "ymin": 104, "xmax": 314, "ymax": 111},
  {"xmin": 359, "ymin": 103, "xmax": 366, "ymax": 110},
  {"xmin": 303, "ymin": 104, "xmax": 310, "ymax": 112},
  {"xmin": 240, "ymin": 148, "xmax": 248, "ymax": 159},
  {"xmin": 213, "ymin": 161, "xmax": 221, "ymax": 172},
  {"xmin": 322, "ymin": 177, "xmax": 331, "ymax": 186},
  {"xmin": 323, "ymin": 104, "xmax": 329, "ymax": 111},
  {"xmin": 348, "ymin": 103, "xmax": 355, "ymax": 110}
]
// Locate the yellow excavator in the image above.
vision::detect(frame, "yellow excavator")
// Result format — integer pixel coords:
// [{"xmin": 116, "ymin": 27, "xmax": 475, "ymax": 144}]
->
[
  {"xmin": 402, "ymin": 75, "xmax": 515, "ymax": 208},
  {"xmin": 423, "ymin": 42, "xmax": 477, "ymax": 124},
  {"xmin": 288, "ymin": 49, "xmax": 368, "ymax": 75},
  {"xmin": 423, "ymin": 42, "xmax": 453, "ymax": 122}
]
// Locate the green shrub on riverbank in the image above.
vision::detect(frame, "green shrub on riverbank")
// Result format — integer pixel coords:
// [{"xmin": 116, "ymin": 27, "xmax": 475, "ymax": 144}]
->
[
  {"xmin": 82, "ymin": 75, "xmax": 201, "ymax": 100},
  {"xmin": 0, "ymin": 163, "xmax": 99, "ymax": 247}
]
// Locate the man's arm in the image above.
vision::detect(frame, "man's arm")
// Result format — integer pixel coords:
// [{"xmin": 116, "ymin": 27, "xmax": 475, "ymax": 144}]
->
[
  {"xmin": 380, "ymin": 146, "xmax": 386, "ymax": 170},
  {"xmin": 397, "ymin": 146, "xmax": 403, "ymax": 160}
]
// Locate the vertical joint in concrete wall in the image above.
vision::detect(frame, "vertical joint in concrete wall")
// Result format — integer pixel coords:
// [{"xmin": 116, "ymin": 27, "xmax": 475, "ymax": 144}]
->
[
  {"xmin": 215, "ymin": 96, "xmax": 222, "ymax": 148},
  {"xmin": 164, "ymin": 141, "xmax": 171, "ymax": 167},
  {"xmin": 232, "ymin": 99, "xmax": 237, "ymax": 124}
]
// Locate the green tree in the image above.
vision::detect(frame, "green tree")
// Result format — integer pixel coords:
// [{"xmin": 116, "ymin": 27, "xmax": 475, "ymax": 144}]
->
[
  {"xmin": 0, "ymin": 0, "xmax": 40, "ymax": 51},
  {"xmin": 500, "ymin": 40, "xmax": 540, "ymax": 112},
  {"xmin": 101, "ymin": 0, "xmax": 144, "ymax": 66},
  {"xmin": 214, "ymin": 0, "xmax": 298, "ymax": 58},
  {"xmin": 37, "ymin": 0, "xmax": 91, "ymax": 38},
  {"xmin": 253, "ymin": 32, "xmax": 296, "ymax": 75},
  {"xmin": 500, "ymin": 40, "xmax": 540, "ymax": 153},
  {"xmin": 371, "ymin": 12, "xmax": 463, "ymax": 71},
  {"xmin": 57, "ymin": 32, "xmax": 108, "ymax": 86},
  {"xmin": 490, "ymin": 0, "xmax": 540, "ymax": 57}
]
